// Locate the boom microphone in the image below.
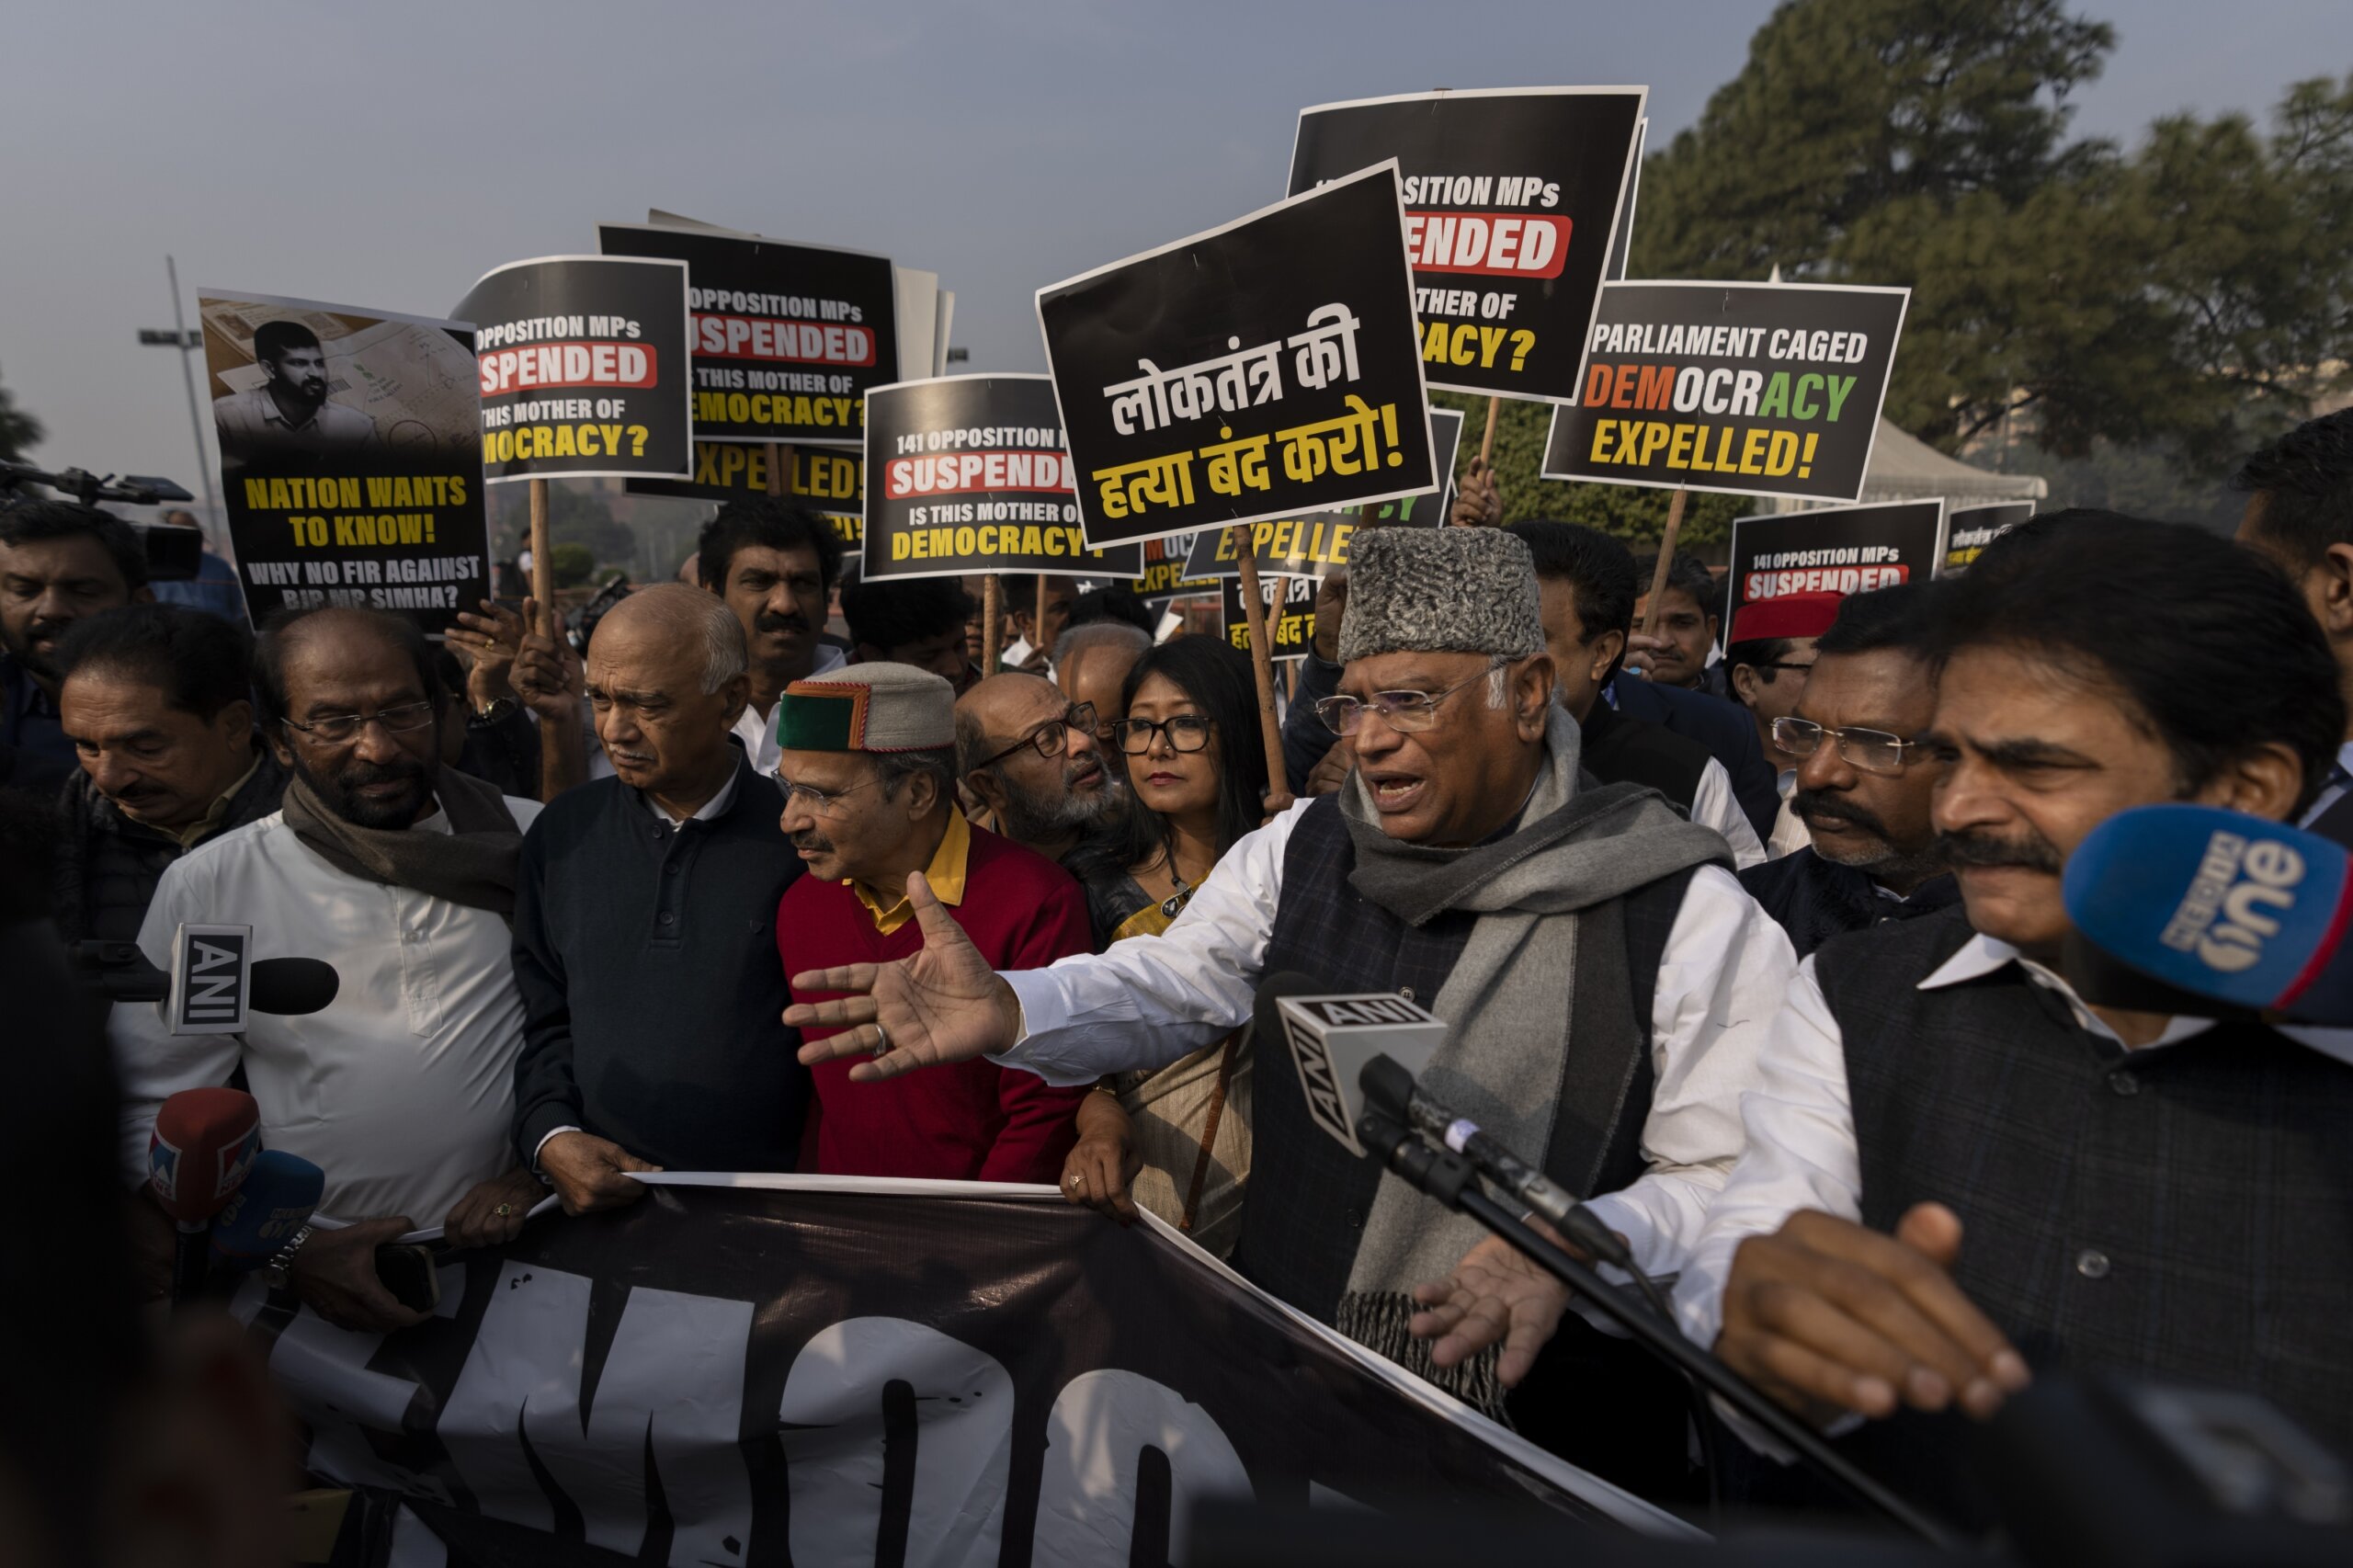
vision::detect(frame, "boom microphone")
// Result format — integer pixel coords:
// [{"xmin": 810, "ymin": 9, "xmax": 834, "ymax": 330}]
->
[
  {"xmin": 1257, "ymin": 974, "xmax": 1447, "ymax": 1159},
  {"xmin": 210, "ymin": 1149, "xmax": 324, "ymax": 1272},
  {"xmin": 248, "ymin": 957, "xmax": 340, "ymax": 1017},
  {"xmin": 149, "ymin": 1086, "xmax": 261, "ymax": 1304},
  {"xmin": 2062, "ymin": 804, "xmax": 2353, "ymax": 1025}
]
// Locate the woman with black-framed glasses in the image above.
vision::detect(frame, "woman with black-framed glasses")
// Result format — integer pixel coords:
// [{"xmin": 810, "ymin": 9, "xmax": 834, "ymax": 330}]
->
[{"xmin": 1059, "ymin": 635, "xmax": 1267, "ymax": 1256}]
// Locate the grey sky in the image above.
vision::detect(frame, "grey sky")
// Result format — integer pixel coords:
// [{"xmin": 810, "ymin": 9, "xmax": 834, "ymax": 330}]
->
[{"xmin": 3, "ymin": 0, "xmax": 2340, "ymax": 508}]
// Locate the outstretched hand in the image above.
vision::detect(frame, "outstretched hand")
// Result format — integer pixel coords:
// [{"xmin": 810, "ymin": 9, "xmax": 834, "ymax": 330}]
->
[
  {"xmin": 789, "ymin": 872, "xmax": 1023, "ymax": 1082},
  {"xmin": 1409, "ymin": 1221, "xmax": 1593, "ymax": 1389}
]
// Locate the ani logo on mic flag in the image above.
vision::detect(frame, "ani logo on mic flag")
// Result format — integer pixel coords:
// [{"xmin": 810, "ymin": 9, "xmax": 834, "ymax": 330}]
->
[{"xmin": 168, "ymin": 921, "xmax": 251, "ymax": 1035}]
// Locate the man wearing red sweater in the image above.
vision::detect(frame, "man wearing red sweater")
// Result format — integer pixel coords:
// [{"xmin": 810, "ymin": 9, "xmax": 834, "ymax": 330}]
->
[{"xmin": 774, "ymin": 662, "xmax": 1090, "ymax": 1181}]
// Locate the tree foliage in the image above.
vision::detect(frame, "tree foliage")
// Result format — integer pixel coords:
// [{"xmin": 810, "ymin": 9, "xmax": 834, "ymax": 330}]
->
[{"xmin": 0, "ymin": 369, "xmax": 42, "ymax": 464}]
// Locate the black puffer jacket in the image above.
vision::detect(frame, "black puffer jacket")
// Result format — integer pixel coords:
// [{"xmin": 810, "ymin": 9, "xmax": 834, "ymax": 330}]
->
[{"xmin": 51, "ymin": 749, "xmax": 289, "ymax": 945}]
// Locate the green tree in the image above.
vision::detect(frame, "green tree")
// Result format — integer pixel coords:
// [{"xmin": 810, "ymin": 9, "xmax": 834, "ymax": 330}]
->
[
  {"xmin": 548, "ymin": 541, "xmax": 597, "ymax": 589},
  {"xmin": 0, "ymin": 369, "xmax": 42, "ymax": 463}
]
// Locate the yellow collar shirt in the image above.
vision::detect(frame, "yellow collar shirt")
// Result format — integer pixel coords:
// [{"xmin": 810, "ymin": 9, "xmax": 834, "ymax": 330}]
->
[{"xmin": 850, "ymin": 809, "xmax": 971, "ymax": 936}]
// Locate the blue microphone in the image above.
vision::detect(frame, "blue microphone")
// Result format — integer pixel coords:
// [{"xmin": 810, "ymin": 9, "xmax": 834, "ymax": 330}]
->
[
  {"xmin": 2063, "ymin": 803, "xmax": 2353, "ymax": 1024},
  {"xmin": 209, "ymin": 1149, "xmax": 324, "ymax": 1271}
]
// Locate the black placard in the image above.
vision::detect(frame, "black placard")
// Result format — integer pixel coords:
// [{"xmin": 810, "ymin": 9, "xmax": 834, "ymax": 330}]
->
[
  {"xmin": 1183, "ymin": 405, "xmax": 1465, "ymax": 580},
  {"xmin": 454, "ymin": 256, "xmax": 694, "ymax": 482},
  {"xmin": 1725, "ymin": 499, "xmax": 1949, "ymax": 642},
  {"xmin": 624, "ymin": 441, "xmax": 863, "ymax": 551},
  {"xmin": 597, "ymin": 222, "xmax": 896, "ymax": 449},
  {"xmin": 1038, "ymin": 164, "xmax": 1435, "ymax": 547},
  {"xmin": 861, "ymin": 375, "xmax": 1142, "ymax": 582},
  {"xmin": 1124, "ymin": 532, "xmax": 1220, "ymax": 607},
  {"xmin": 1543, "ymin": 281, "xmax": 1909, "ymax": 505},
  {"xmin": 1942, "ymin": 501, "xmax": 2038, "ymax": 573},
  {"xmin": 1290, "ymin": 87, "xmax": 1646, "ymax": 404},
  {"xmin": 1222, "ymin": 572, "xmax": 1319, "ymax": 663},
  {"xmin": 199, "ymin": 290, "xmax": 488, "ymax": 636}
]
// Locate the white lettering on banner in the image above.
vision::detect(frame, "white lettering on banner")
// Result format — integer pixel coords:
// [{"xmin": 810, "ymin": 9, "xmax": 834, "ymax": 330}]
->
[
  {"xmin": 266, "ymin": 1304, "xmax": 434, "ymax": 1495},
  {"xmin": 438, "ymin": 1262, "xmax": 591, "ymax": 1534},
  {"xmin": 1032, "ymin": 1368, "xmax": 1255, "ymax": 1567},
  {"xmin": 779, "ymin": 1317, "xmax": 1014, "ymax": 1567}
]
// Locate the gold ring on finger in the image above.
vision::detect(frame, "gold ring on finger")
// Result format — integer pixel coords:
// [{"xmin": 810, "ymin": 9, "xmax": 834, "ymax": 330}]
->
[{"xmin": 494, "ymin": 1202, "xmax": 513, "ymax": 1216}]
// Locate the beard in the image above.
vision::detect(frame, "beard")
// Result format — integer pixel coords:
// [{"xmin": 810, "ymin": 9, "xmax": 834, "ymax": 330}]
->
[
  {"xmin": 293, "ymin": 750, "xmax": 432, "ymax": 829},
  {"xmin": 998, "ymin": 759, "xmax": 1116, "ymax": 845}
]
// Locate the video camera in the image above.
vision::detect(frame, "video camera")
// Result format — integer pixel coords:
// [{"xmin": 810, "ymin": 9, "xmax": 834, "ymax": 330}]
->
[{"xmin": 0, "ymin": 458, "xmax": 203, "ymax": 582}]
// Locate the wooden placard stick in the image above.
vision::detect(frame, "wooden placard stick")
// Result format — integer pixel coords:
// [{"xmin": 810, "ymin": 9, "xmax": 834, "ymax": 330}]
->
[
  {"xmin": 982, "ymin": 574, "xmax": 1004, "ymax": 673},
  {"xmin": 528, "ymin": 477, "xmax": 553, "ymax": 634},
  {"xmin": 1230, "ymin": 525, "xmax": 1289, "ymax": 794},
  {"xmin": 1638, "ymin": 488, "xmax": 1691, "ymax": 638}
]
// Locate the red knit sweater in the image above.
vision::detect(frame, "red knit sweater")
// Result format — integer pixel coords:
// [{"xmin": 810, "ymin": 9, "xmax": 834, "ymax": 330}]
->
[{"xmin": 781, "ymin": 824, "xmax": 1092, "ymax": 1182}]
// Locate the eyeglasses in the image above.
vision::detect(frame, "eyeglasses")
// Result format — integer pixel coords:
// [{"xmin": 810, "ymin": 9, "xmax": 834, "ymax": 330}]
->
[
  {"xmin": 972, "ymin": 703, "xmax": 1097, "ymax": 773},
  {"xmin": 1112, "ymin": 714, "xmax": 1215, "ymax": 755},
  {"xmin": 1771, "ymin": 716, "xmax": 1927, "ymax": 776},
  {"xmin": 280, "ymin": 700, "xmax": 438, "ymax": 746},
  {"xmin": 1313, "ymin": 658, "xmax": 1506, "ymax": 737},
  {"xmin": 772, "ymin": 772, "xmax": 889, "ymax": 816}
]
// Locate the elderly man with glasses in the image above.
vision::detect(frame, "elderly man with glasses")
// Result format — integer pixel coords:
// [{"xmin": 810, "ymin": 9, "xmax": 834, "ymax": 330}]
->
[
  {"xmin": 111, "ymin": 607, "xmax": 546, "ymax": 1332},
  {"xmin": 780, "ymin": 529, "xmax": 1798, "ymax": 1498},
  {"xmin": 1737, "ymin": 585, "xmax": 1959, "ymax": 959},
  {"xmin": 510, "ymin": 585, "xmax": 817, "ymax": 1219},
  {"xmin": 953, "ymin": 672, "xmax": 1120, "ymax": 865},
  {"xmin": 777, "ymin": 662, "xmax": 1093, "ymax": 1182}
]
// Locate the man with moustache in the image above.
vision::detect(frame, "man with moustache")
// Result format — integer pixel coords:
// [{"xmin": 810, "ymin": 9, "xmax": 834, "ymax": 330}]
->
[
  {"xmin": 510, "ymin": 585, "xmax": 809, "ymax": 1212},
  {"xmin": 1737, "ymin": 585, "xmax": 1959, "ymax": 956},
  {"xmin": 698, "ymin": 497, "xmax": 847, "ymax": 774},
  {"xmin": 110, "ymin": 607, "xmax": 544, "ymax": 1331},
  {"xmin": 210, "ymin": 320, "xmax": 377, "ymax": 469},
  {"xmin": 1, "ymin": 500, "xmax": 153, "ymax": 788},
  {"xmin": 775, "ymin": 663, "xmax": 1092, "ymax": 1182},
  {"xmin": 953, "ymin": 671, "xmax": 1120, "ymax": 862},
  {"xmin": 1670, "ymin": 518, "xmax": 2353, "ymax": 1528}
]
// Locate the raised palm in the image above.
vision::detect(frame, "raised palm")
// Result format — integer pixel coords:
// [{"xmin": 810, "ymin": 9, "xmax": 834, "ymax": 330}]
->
[{"xmin": 787, "ymin": 872, "xmax": 1020, "ymax": 1082}]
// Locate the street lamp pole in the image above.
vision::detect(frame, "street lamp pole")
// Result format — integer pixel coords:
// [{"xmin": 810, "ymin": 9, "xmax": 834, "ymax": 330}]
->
[{"xmin": 146, "ymin": 256, "xmax": 220, "ymax": 531}]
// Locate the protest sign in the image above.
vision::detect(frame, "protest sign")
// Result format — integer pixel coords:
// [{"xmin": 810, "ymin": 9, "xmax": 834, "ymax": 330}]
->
[
  {"xmin": 1725, "ymin": 499, "xmax": 1949, "ymax": 642},
  {"xmin": 1184, "ymin": 404, "xmax": 1465, "ymax": 579},
  {"xmin": 453, "ymin": 256, "xmax": 693, "ymax": 482},
  {"xmin": 244, "ymin": 1179, "xmax": 1677, "ymax": 1565},
  {"xmin": 1038, "ymin": 163, "xmax": 1435, "ymax": 547},
  {"xmin": 198, "ymin": 290, "xmax": 486, "ymax": 635},
  {"xmin": 1290, "ymin": 87, "xmax": 1647, "ymax": 405},
  {"xmin": 862, "ymin": 374, "xmax": 1142, "ymax": 583},
  {"xmin": 1943, "ymin": 501, "xmax": 2037, "ymax": 572},
  {"xmin": 597, "ymin": 222, "xmax": 896, "ymax": 448},
  {"xmin": 625, "ymin": 440, "xmax": 864, "ymax": 550},
  {"xmin": 1542, "ymin": 281, "xmax": 1909, "ymax": 505},
  {"xmin": 1126, "ymin": 531, "xmax": 1219, "ymax": 607},
  {"xmin": 1222, "ymin": 572, "xmax": 1318, "ymax": 662}
]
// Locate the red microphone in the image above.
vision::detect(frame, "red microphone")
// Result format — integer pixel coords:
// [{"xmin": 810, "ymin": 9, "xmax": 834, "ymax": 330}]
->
[{"xmin": 148, "ymin": 1087, "xmax": 262, "ymax": 1303}]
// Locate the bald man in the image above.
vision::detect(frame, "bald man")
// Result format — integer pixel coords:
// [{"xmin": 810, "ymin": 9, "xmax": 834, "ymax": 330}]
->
[
  {"xmin": 512, "ymin": 585, "xmax": 814, "ymax": 1210},
  {"xmin": 1053, "ymin": 619, "xmax": 1149, "ymax": 779},
  {"xmin": 955, "ymin": 671, "xmax": 1120, "ymax": 864}
]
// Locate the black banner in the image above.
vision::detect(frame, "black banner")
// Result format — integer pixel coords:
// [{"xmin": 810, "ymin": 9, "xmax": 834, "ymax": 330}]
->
[
  {"xmin": 1942, "ymin": 501, "xmax": 2037, "ymax": 573},
  {"xmin": 1290, "ymin": 87, "xmax": 1646, "ymax": 405},
  {"xmin": 1726, "ymin": 499, "xmax": 1949, "ymax": 639},
  {"xmin": 624, "ymin": 441, "xmax": 863, "ymax": 549},
  {"xmin": 1222, "ymin": 572, "xmax": 1319, "ymax": 663},
  {"xmin": 597, "ymin": 223, "xmax": 897, "ymax": 449},
  {"xmin": 1542, "ymin": 281, "xmax": 1909, "ymax": 505},
  {"xmin": 199, "ymin": 290, "xmax": 487, "ymax": 636},
  {"xmin": 1183, "ymin": 405, "xmax": 1464, "ymax": 580},
  {"xmin": 862, "ymin": 375, "xmax": 1142, "ymax": 583},
  {"xmin": 1125, "ymin": 532, "xmax": 1220, "ymax": 607},
  {"xmin": 1038, "ymin": 164, "xmax": 1435, "ymax": 547},
  {"xmin": 243, "ymin": 1180, "xmax": 1672, "ymax": 1564},
  {"xmin": 455, "ymin": 256, "xmax": 694, "ymax": 483}
]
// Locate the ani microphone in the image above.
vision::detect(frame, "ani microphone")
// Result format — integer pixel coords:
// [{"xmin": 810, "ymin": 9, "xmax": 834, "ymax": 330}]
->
[
  {"xmin": 2062, "ymin": 803, "xmax": 2353, "ymax": 1025},
  {"xmin": 1257, "ymin": 973, "xmax": 1446, "ymax": 1157},
  {"xmin": 148, "ymin": 1085, "xmax": 261, "ymax": 1304}
]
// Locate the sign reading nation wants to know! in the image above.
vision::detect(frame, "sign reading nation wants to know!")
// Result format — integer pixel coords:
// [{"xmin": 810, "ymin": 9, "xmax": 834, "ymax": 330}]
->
[
  {"xmin": 1290, "ymin": 87, "xmax": 1648, "ymax": 405},
  {"xmin": 1725, "ymin": 498, "xmax": 1949, "ymax": 640},
  {"xmin": 199, "ymin": 290, "xmax": 488, "ymax": 636},
  {"xmin": 1038, "ymin": 162, "xmax": 1437, "ymax": 547},
  {"xmin": 1185, "ymin": 405, "xmax": 1464, "ymax": 581},
  {"xmin": 597, "ymin": 222, "xmax": 897, "ymax": 449},
  {"xmin": 1542, "ymin": 281, "xmax": 1910, "ymax": 505},
  {"xmin": 862, "ymin": 374, "xmax": 1142, "ymax": 583},
  {"xmin": 246, "ymin": 1180, "xmax": 1679, "ymax": 1565},
  {"xmin": 1943, "ymin": 501, "xmax": 2037, "ymax": 573},
  {"xmin": 452, "ymin": 256, "xmax": 694, "ymax": 483}
]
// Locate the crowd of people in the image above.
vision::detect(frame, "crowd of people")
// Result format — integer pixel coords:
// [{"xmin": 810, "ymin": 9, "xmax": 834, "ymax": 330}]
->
[{"xmin": 7, "ymin": 403, "xmax": 2353, "ymax": 1549}]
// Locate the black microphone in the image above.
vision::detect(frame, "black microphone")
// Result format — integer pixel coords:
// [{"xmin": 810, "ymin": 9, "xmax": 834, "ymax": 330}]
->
[
  {"xmin": 248, "ymin": 957, "xmax": 339, "ymax": 1017},
  {"xmin": 1358, "ymin": 1056, "xmax": 1633, "ymax": 1270}
]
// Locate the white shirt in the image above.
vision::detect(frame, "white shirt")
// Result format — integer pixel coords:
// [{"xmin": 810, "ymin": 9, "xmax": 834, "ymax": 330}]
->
[
  {"xmin": 111, "ymin": 796, "xmax": 542, "ymax": 1225},
  {"xmin": 999, "ymin": 798, "xmax": 1801, "ymax": 1276},
  {"xmin": 2299, "ymin": 740, "xmax": 2353, "ymax": 827},
  {"xmin": 1672, "ymin": 932, "xmax": 2353, "ymax": 1353},
  {"xmin": 1765, "ymin": 767, "xmax": 1810, "ymax": 859},
  {"xmin": 1692, "ymin": 758, "xmax": 1767, "ymax": 870},
  {"xmin": 642, "ymin": 766, "xmax": 741, "ymax": 829},
  {"xmin": 731, "ymin": 643, "xmax": 847, "ymax": 775}
]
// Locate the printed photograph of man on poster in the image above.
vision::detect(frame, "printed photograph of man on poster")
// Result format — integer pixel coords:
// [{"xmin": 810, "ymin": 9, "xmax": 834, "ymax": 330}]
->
[{"xmin": 210, "ymin": 319, "xmax": 379, "ymax": 469}]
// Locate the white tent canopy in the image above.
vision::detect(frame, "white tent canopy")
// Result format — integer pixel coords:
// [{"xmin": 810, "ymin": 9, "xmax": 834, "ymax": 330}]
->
[{"xmin": 1860, "ymin": 418, "xmax": 2046, "ymax": 506}]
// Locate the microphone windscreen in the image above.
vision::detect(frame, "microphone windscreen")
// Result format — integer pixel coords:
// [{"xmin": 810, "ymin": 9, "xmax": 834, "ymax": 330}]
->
[
  {"xmin": 248, "ymin": 956, "xmax": 339, "ymax": 1017},
  {"xmin": 148, "ymin": 1086, "xmax": 261, "ymax": 1223},
  {"xmin": 210, "ymin": 1149, "xmax": 324, "ymax": 1266},
  {"xmin": 2063, "ymin": 804, "xmax": 2353, "ymax": 1023}
]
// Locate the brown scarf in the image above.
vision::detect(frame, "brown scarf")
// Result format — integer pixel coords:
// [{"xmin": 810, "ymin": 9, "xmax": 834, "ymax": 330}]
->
[{"xmin": 280, "ymin": 764, "xmax": 522, "ymax": 918}]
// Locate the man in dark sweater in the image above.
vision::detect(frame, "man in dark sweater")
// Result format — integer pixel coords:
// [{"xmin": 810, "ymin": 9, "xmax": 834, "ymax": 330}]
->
[
  {"xmin": 512, "ymin": 585, "xmax": 809, "ymax": 1211},
  {"xmin": 1683, "ymin": 519, "xmax": 2353, "ymax": 1528},
  {"xmin": 51, "ymin": 604, "xmax": 286, "ymax": 944},
  {"xmin": 1737, "ymin": 585, "xmax": 1959, "ymax": 956}
]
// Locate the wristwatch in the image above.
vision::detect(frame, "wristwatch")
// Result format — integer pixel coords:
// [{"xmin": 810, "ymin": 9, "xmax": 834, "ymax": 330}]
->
[
  {"xmin": 260, "ymin": 1223, "xmax": 313, "ymax": 1292},
  {"xmin": 471, "ymin": 695, "xmax": 519, "ymax": 726}
]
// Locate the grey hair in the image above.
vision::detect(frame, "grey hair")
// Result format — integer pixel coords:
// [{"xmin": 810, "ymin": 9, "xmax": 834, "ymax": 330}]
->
[
  {"xmin": 871, "ymin": 746, "xmax": 958, "ymax": 803},
  {"xmin": 599, "ymin": 582, "xmax": 746, "ymax": 694}
]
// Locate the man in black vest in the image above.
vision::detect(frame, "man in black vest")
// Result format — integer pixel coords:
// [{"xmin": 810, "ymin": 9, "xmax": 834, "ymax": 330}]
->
[
  {"xmin": 1681, "ymin": 517, "xmax": 2353, "ymax": 1528},
  {"xmin": 1737, "ymin": 585, "xmax": 1959, "ymax": 957},
  {"xmin": 2233, "ymin": 408, "xmax": 2353, "ymax": 846},
  {"xmin": 785, "ymin": 528, "xmax": 1799, "ymax": 1493}
]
